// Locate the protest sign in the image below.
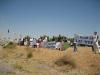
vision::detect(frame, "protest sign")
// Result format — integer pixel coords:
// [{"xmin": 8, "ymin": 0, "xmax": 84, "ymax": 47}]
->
[
  {"xmin": 46, "ymin": 41, "xmax": 56, "ymax": 48},
  {"xmin": 74, "ymin": 34, "xmax": 93, "ymax": 46}
]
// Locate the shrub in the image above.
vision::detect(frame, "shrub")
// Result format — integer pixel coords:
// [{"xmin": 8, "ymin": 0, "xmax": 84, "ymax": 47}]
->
[
  {"xmin": 27, "ymin": 52, "xmax": 33, "ymax": 58},
  {"xmin": 13, "ymin": 63, "xmax": 22, "ymax": 69},
  {"xmin": 63, "ymin": 42, "xmax": 70, "ymax": 49},
  {"xmin": 3, "ymin": 42, "xmax": 16, "ymax": 49},
  {"xmin": 55, "ymin": 56, "xmax": 76, "ymax": 68}
]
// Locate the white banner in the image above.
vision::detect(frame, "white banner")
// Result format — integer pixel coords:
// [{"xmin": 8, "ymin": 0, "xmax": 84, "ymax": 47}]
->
[
  {"xmin": 46, "ymin": 41, "xmax": 56, "ymax": 48},
  {"xmin": 74, "ymin": 35, "xmax": 93, "ymax": 46}
]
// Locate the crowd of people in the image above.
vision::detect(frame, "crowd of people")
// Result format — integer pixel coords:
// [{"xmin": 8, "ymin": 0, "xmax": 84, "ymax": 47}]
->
[
  {"xmin": 18, "ymin": 36, "xmax": 66, "ymax": 50},
  {"xmin": 17, "ymin": 32, "xmax": 100, "ymax": 54}
]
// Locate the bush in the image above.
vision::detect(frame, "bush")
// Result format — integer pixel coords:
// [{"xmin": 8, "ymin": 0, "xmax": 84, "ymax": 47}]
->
[
  {"xmin": 55, "ymin": 56, "xmax": 76, "ymax": 68},
  {"xmin": 63, "ymin": 42, "xmax": 70, "ymax": 49},
  {"xmin": 3, "ymin": 42, "xmax": 16, "ymax": 49},
  {"xmin": 27, "ymin": 52, "xmax": 33, "ymax": 58},
  {"xmin": 13, "ymin": 63, "xmax": 23, "ymax": 69}
]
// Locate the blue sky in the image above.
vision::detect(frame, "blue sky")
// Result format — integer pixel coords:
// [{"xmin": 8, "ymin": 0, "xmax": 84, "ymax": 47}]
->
[{"xmin": 0, "ymin": 0, "xmax": 100, "ymax": 37}]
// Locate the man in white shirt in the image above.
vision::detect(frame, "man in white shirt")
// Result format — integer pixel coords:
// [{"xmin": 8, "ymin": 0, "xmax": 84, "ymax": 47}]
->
[
  {"xmin": 43, "ymin": 37, "xmax": 48, "ymax": 48},
  {"xmin": 92, "ymin": 32, "xmax": 100, "ymax": 54},
  {"xmin": 29, "ymin": 38, "xmax": 34, "ymax": 47},
  {"xmin": 33, "ymin": 38, "xmax": 37, "ymax": 48},
  {"xmin": 55, "ymin": 42, "xmax": 61, "ymax": 50}
]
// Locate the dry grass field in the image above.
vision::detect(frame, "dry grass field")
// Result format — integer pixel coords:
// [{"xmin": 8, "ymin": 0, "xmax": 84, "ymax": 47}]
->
[{"xmin": 0, "ymin": 45, "xmax": 100, "ymax": 75}]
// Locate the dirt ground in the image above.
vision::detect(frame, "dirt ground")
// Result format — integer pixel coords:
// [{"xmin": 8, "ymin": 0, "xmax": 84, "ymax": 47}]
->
[{"xmin": 0, "ymin": 46, "xmax": 100, "ymax": 75}]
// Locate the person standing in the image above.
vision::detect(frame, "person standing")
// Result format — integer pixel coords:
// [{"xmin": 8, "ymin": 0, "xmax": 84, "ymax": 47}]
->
[
  {"xmin": 73, "ymin": 34, "xmax": 78, "ymax": 52},
  {"xmin": 43, "ymin": 37, "xmax": 48, "ymax": 48},
  {"xmin": 55, "ymin": 41, "xmax": 61, "ymax": 50},
  {"xmin": 33, "ymin": 38, "xmax": 37, "ymax": 48},
  {"xmin": 92, "ymin": 32, "xmax": 100, "ymax": 54},
  {"xmin": 73, "ymin": 39, "xmax": 77, "ymax": 52}
]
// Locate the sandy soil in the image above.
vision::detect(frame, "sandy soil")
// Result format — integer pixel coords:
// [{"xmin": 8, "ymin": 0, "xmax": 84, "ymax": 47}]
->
[{"xmin": 0, "ymin": 46, "xmax": 100, "ymax": 75}]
